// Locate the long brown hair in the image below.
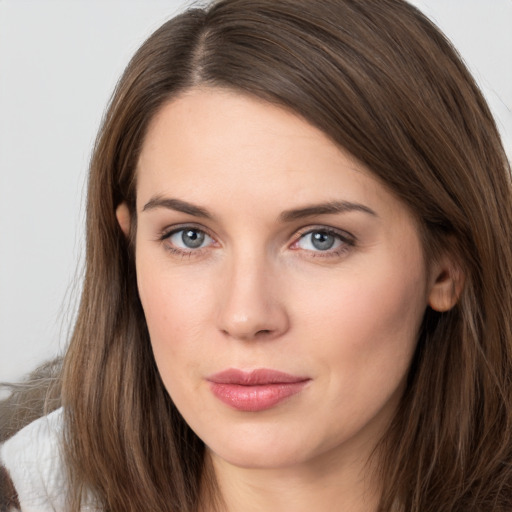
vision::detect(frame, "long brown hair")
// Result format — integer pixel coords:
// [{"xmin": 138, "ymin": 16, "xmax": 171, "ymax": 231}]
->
[{"xmin": 61, "ymin": 0, "xmax": 512, "ymax": 510}]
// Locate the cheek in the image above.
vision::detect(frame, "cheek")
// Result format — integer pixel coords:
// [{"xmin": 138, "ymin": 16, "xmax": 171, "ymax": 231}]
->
[
  {"xmin": 135, "ymin": 254, "xmax": 214, "ymax": 387},
  {"xmin": 299, "ymin": 257, "xmax": 425, "ymax": 339},
  {"xmin": 293, "ymin": 246, "xmax": 428, "ymax": 399}
]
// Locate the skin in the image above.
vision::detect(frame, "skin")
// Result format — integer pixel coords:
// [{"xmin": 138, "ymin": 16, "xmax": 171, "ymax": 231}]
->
[{"xmin": 117, "ymin": 87, "xmax": 457, "ymax": 512}]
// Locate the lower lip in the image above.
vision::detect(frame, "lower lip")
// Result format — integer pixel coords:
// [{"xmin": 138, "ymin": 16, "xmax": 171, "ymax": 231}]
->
[{"xmin": 208, "ymin": 381, "xmax": 309, "ymax": 412}]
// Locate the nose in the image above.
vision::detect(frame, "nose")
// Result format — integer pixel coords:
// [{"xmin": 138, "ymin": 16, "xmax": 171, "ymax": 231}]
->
[{"xmin": 216, "ymin": 253, "xmax": 289, "ymax": 341}]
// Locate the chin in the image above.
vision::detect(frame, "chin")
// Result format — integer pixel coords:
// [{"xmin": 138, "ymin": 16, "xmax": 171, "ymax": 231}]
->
[
  {"xmin": 210, "ymin": 444, "xmax": 307, "ymax": 470},
  {"xmin": 201, "ymin": 423, "xmax": 322, "ymax": 470}
]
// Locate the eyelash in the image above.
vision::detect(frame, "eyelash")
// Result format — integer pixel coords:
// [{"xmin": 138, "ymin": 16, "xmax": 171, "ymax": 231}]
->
[{"xmin": 158, "ymin": 225, "xmax": 356, "ymax": 259}]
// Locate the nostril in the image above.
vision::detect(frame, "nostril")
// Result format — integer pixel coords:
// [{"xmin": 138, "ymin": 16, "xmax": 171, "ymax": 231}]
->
[{"xmin": 256, "ymin": 329, "xmax": 272, "ymax": 337}]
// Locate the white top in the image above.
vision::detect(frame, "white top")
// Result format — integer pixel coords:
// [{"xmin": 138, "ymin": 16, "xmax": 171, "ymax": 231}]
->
[{"xmin": 0, "ymin": 408, "xmax": 97, "ymax": 512}]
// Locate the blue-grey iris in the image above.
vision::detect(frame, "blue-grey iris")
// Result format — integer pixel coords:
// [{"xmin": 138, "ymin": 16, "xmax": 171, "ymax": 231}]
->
[
  {"xmin": 311, "ymin": 231, "xmax": 335, "ymax": 250},
  {"xmin": 182, "ymin": 229, "xmax": 205, "ymax": 248}
]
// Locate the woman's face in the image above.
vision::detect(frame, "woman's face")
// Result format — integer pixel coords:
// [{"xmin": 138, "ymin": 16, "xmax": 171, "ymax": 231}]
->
[{"xmin": 132, "ymin": 88, "xmax": 435, "ymax": 471}]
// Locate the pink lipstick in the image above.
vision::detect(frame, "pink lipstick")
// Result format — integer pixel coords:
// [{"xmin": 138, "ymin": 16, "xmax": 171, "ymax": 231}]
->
[{"xmin": 207, "ymin": 369, "xmax": 310, "ymax": 412}]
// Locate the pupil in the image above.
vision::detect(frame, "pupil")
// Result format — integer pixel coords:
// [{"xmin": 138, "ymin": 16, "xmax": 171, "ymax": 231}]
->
[
  {"xmin": 312, "ymin": 232, "xmax": 334, "ymax": 250},
  {"xmin": 182, "ymin": 230, "xmax": 205, "ymax": 248}
]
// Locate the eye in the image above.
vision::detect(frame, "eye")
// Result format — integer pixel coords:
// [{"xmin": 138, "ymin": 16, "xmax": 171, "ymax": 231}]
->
[
  {"xmin": 293, "ymin": 228, "xmax": 354, "ymax": 254},
  {"xmin": 165, "ymin": 228, "xmax": 214, "ymax": 250}
]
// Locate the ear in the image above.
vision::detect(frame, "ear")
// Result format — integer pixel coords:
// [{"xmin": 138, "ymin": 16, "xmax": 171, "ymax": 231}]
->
[
  {"xmin": 427, "ymin": 253, "xmax": 464, "ymax": 312},
  {"xmin": 115, "ymin": 202, "xmax": 131, "ymax": 237}
]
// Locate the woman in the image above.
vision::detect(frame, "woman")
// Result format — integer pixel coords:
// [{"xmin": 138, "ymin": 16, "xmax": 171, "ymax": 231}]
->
[{"xmin": 1, "ymin": 0, "xmax": 512, "ymax": 510}]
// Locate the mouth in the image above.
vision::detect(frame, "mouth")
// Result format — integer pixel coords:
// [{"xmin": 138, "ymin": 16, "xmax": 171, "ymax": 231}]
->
[{"xmin": 206, "ymin": 368, "xmax": 311, "ymax": 412}]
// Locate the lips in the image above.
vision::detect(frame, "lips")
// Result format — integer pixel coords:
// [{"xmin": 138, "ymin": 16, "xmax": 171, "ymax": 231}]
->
[{"xmin": 207, "ymin": 368, "xmax": 310, "ymax": 412}]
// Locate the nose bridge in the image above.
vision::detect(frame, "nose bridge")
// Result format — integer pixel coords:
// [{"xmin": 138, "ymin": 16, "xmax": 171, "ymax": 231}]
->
[{"xmin": 217, "ymin": 245, "xmax": 288, "ymax": 341}]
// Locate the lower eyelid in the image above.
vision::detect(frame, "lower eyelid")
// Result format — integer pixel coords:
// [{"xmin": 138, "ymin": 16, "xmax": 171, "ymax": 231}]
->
[{"xmin": 310, "ymin": 245, "xmax": 351, "ymax": 257}]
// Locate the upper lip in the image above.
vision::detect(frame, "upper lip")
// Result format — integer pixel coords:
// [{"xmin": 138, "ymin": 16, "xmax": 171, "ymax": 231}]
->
[{"xmin": 207, "ymin": 368, "xmax": 310, "ymax": 385}]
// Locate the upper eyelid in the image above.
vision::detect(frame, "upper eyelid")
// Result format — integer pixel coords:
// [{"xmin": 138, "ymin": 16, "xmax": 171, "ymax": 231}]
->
[
  {"xmin": 160, "ymin": 223, "xmax": 214, "ymax": 239},
  {"xmin": 292, "ymin": 225, "xmax": 356, "ymax": 241}
]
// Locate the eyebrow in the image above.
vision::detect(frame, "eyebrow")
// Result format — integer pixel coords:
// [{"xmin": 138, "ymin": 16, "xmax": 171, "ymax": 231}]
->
[
  {"xmin": 142, "ymin": 196, "xmax": 212, "ymax": 218},
  {"xmin": 279, "ymin": 201, "xmax": 377, "ymax": 221},
  {"xmin": 141, "ymin": 196, "xmax": 377, "ymax": 221}
]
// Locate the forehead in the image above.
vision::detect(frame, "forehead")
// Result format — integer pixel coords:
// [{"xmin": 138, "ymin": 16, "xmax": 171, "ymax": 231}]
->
[{"xmin": 136, "ymin": 88, "xmax": 398, "ymax": 220}]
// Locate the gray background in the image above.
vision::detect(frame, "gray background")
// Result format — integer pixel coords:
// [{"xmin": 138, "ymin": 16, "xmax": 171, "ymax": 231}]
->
[{"xmin": 1, "ymin": 0, "xmax": 511, "ymax": 387}]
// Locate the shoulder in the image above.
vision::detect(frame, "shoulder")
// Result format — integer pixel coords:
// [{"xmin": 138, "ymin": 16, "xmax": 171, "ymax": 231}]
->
[{"xmin": 0, "ymin": 408, "xmax": 67, "ymax": 511}]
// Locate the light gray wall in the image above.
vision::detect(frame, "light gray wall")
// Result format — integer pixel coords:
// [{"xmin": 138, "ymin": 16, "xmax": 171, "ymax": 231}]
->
[
  {"xmin": 1, "ymin": 0, "xmax": 511, "ymax": 385},
  {"xmin": 0, "ymin": 0, "xmax": 192, "ymax": 387},
  {"xmin": 410, "ymin": 0, "xmax": 512, "ymax": 157}
]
